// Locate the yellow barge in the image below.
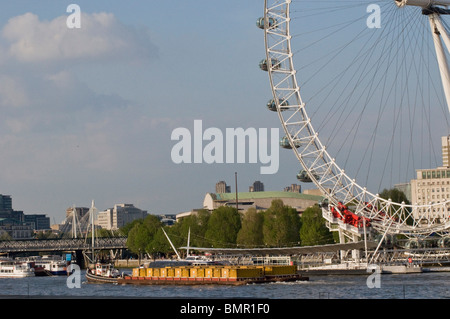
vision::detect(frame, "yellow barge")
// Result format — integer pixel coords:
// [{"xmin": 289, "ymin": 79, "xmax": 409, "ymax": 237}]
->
[{"xmin": 118, "ymin": 265, "xmax": 308, "ymax": 286}]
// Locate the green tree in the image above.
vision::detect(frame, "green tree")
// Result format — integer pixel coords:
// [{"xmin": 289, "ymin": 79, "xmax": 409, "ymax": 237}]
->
[
  {"xmin": 262, "ymin": 199, "xmax": 301, "ymax": 247},
  {"xmin": 174, "ymin": 209, "xmax": 211, "ymax": 249},
  {"xmin": 147, "ymin": 227, "xmax": 173, "ymax": 257},
  {"xmin": 379, "ymin": 188, "xmax": 413, "ymax": 226},
  {"xmin": 126, "ymin": 222, "xmax": 151, "ymax": 259},
  {"xmin": 205, "ymin": 206, "xmax": 241, "ymax": 247},
  {"xmin": 125, "ymin": 214, "xmax": 163, "ymax": 258},
  {"xmin": 0, "ymin": 232, "xmax": 12, "ymax": 241},
  {"xmin": 143, "ymin": 214, "xmax": 163, "ymax": 237},
  {"xmin": 237, "ymin": 208, "xmax": 264, "ymax": 247},
  {"xmin": 299, "ymin": 205, "xmax": 334, "ymax": 246},
  {"xmin": 120, "ymin": 219, "xmax": 143, "ymax": 237},
  {"xmin": 36, "ymin": 230, "xmax": 58, "ymax": 239},
  {"xmin": 95, "ymin": 228, "xmax": 117, "ymax": 238},
  {"xmin": 379, "ymin": 188, "xmax": 410, "ymax": 204}
]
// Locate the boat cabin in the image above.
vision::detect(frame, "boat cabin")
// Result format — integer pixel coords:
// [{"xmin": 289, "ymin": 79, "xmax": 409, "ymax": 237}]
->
[{"xmin": 94, "ymin": 263, "xmax": 119, "ymax": 278}]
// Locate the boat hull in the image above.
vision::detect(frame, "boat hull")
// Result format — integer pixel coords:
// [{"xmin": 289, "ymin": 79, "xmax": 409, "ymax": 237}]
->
[
  {"xmin": 0, "ymin": 272, "xmax": 34, "ymax": 278},
  {"xmin": 85, "ymin": 271, "xmax": 120, "ymax": 284},
  {"xmin": 34, "ymin": 268, "xmax": 68, "ymax": 276},
  {"xmin": 117, "ymin": 274, "xmax": 308, "ymax": 286},
  {"xmin": 33, "ymin": 267, "xmax": 50, "ymax": 276}
]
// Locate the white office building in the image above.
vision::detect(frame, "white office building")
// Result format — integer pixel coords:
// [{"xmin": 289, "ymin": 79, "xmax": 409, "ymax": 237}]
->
[
  {"xmin": 410, "ymin": 135, "xmax": 450, "ymax": 220},
  {"xmin": 97, "ymin": 204, "xmax": 147, "ymax": 230}
]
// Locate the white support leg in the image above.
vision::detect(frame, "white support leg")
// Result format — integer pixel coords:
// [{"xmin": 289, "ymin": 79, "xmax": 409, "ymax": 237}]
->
[
  {"xmin": 433, "ymin": 14, "xmax": 450, "ymax": 50},
  {"xmin": 429, "ymin": 14, "xmax": 450, "ymax": 114}
]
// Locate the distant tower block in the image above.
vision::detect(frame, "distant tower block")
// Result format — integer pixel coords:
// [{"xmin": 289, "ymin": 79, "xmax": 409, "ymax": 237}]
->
[
  {"xmin": 216, "ymin": 181, "xmax": 231, "ymax": 193},
  {"xmin": 443, "ymin": 135, "xmax": 450, "ymax": 168},
  {"xmin": 249, "ymin": 181, "xmax": 264, "ymax": 192}
]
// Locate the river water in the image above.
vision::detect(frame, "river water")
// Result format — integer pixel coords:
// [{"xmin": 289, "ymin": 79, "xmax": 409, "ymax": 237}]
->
[{"xmin": 1, "ymin": 270, "xmax": 449, "ymax": 299}]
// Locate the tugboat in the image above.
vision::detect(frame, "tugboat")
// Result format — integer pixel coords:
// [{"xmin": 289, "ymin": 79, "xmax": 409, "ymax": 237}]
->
[{"xmin": 85, "ymin": 261, "xmax": 121, "ymax": 284}]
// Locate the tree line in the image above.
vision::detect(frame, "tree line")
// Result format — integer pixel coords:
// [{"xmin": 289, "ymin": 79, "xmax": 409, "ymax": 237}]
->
[
  {"xmin": 122, "ymin": 199, "xmax": 335, "ymax": 259},
  {"xmin": 4, "ymin": 188, "xmax": 406, "ymax": 250}
]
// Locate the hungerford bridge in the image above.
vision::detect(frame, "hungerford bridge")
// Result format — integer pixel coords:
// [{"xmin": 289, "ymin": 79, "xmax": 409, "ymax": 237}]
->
[
  {"xmin": 0, "ymin": 237, "xmax": 127, "ymax": 254},
  {"xmin": 0, "ymin": 237, "xmax": 128, "ymax": 268}
]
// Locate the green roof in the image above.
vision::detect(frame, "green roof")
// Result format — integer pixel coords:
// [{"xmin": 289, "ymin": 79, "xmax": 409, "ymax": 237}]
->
[{"xmin": 214, "ymin": 191, "xmax": 323, "ymax": 202}]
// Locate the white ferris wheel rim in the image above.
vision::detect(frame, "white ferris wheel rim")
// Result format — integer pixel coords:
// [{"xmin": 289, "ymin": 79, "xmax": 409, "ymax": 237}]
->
[{"xmin": 261, "ymin": 0, "xmax": 450, "ymax": 236}]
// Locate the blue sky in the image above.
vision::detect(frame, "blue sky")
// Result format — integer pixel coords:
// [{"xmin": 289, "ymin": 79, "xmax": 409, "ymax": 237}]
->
[
  {"xmin": 0, "ymin": 0, "xmax": 300, "ymax": 223},
  {"xmin": 0, "ymin": 1, "xmax": 448, "ymax": 223}
]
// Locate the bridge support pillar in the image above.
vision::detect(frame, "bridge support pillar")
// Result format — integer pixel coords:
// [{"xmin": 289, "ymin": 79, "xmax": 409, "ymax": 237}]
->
[
  {"xmin": 75, "ymin": 250, "xmax": 85, "ymax": 269},
  {"xmin": 351, "ymin": 234, "xmax": 361, "ymax": 262}
]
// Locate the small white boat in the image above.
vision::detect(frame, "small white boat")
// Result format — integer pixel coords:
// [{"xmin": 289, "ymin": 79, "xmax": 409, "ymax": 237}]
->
[
  {"xmin": 0, "ymin": 259, "xmax": 34, "ymax": 278},
  {"xmin": 183, "ymin": 255, "xmax": 219, "ymax": 266}
]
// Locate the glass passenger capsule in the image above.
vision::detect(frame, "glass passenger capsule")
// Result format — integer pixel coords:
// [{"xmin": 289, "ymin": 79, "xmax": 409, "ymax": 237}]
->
[
  {"xmin": 259, "ymin": 58, "xmax": 280, "ymax": 71},
  {"xmin": 296, "ymin": 170, "xmax": 318, "ymax": 183},
  {"xmin": 256, "ymin": 17, "xmax": 277, "ymax": 29},
  {"xmin": 438, "ymin": 237, "xmax": 450, "ymax": 248},
  {"xmin": 279, "ymin": 136, "xmax": 301, "ymax": 149},
  {"xmin": 404, "ymin": 239, "xmax": 421, "ymax": 249},
  {"xmin": 267, "ymin": 98, "xmax": 289, "ymax": 112}
]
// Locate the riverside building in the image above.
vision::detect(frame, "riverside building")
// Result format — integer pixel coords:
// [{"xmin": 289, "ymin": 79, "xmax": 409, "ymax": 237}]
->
[
  {"xmin": 203, "ymin": 191, "xmax": 323, "ymax": 214},
  {"xmin": 410, "ymin": 135, "xmax": 450, "ymax": 220},
  {"xmin": 97, "ymin": 204, "xmax": 147, "ymax": 230}
]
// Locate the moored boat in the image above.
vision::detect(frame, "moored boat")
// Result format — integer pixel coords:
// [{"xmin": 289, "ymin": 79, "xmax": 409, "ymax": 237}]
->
[
  {"xmin": 34, "ymin": 259, "xmax": 67, "ymax": 276},
  {"xmin": 85, "ymin": 262, "xmax": 122, "ymax": 284},
  {"xmin": 17, "ymin": 255, "xmax": 68, "ymax": 276},
  {"xmin": 0, "ymin": 259, "xmax": 34, "ymax": 278},
  {"xmin": 36, "ymin": 256, "xmax": 67, "ymax": 276}
]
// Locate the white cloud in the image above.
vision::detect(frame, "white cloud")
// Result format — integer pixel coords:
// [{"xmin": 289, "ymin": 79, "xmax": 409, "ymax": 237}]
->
[
  {"xmin": 0, "ymin": 75, "xmax": 29, "ymax": 108},
  {"xmin": 1, "ymin": 12, "xmax": 157, "ymax": 64},
  {"xmin": 0, "ymin": 11, "xmax": 187, "ymax": 219},
  {"xmin": 0, "ymin": 11, "xmax": 159, "ymax": 138}
]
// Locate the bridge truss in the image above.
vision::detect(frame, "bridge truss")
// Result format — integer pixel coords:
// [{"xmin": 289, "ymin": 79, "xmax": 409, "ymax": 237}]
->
[{"xmin": 0, "ymin": 237, "xmax": 127, "ymax": 254}]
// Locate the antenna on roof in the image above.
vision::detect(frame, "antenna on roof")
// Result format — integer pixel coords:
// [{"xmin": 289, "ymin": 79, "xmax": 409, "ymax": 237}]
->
[
  {"xmin": 187, "ymin": 227, "xmax": 191, "ymax": 257},
  {"xmin": 235, "ymin": 172, "xmax": 239, "ymax": 212}
]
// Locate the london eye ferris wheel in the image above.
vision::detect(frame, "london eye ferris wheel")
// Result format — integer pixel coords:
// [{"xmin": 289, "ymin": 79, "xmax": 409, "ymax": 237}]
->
[{"xmin": 258, "ymin": 0, "xmax": 450, "ymax": 242}]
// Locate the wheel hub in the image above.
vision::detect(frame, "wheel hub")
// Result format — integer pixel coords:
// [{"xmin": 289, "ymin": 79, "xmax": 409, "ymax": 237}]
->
[{"xmin": 395, "ymin": 0, "xmax": 450, "ymax": 8}]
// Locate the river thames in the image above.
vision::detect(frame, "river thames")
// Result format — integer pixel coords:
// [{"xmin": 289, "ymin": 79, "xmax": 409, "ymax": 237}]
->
[{"xmin": 1, "ymin": 270, "xmax": 449, "ymax": 299}]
